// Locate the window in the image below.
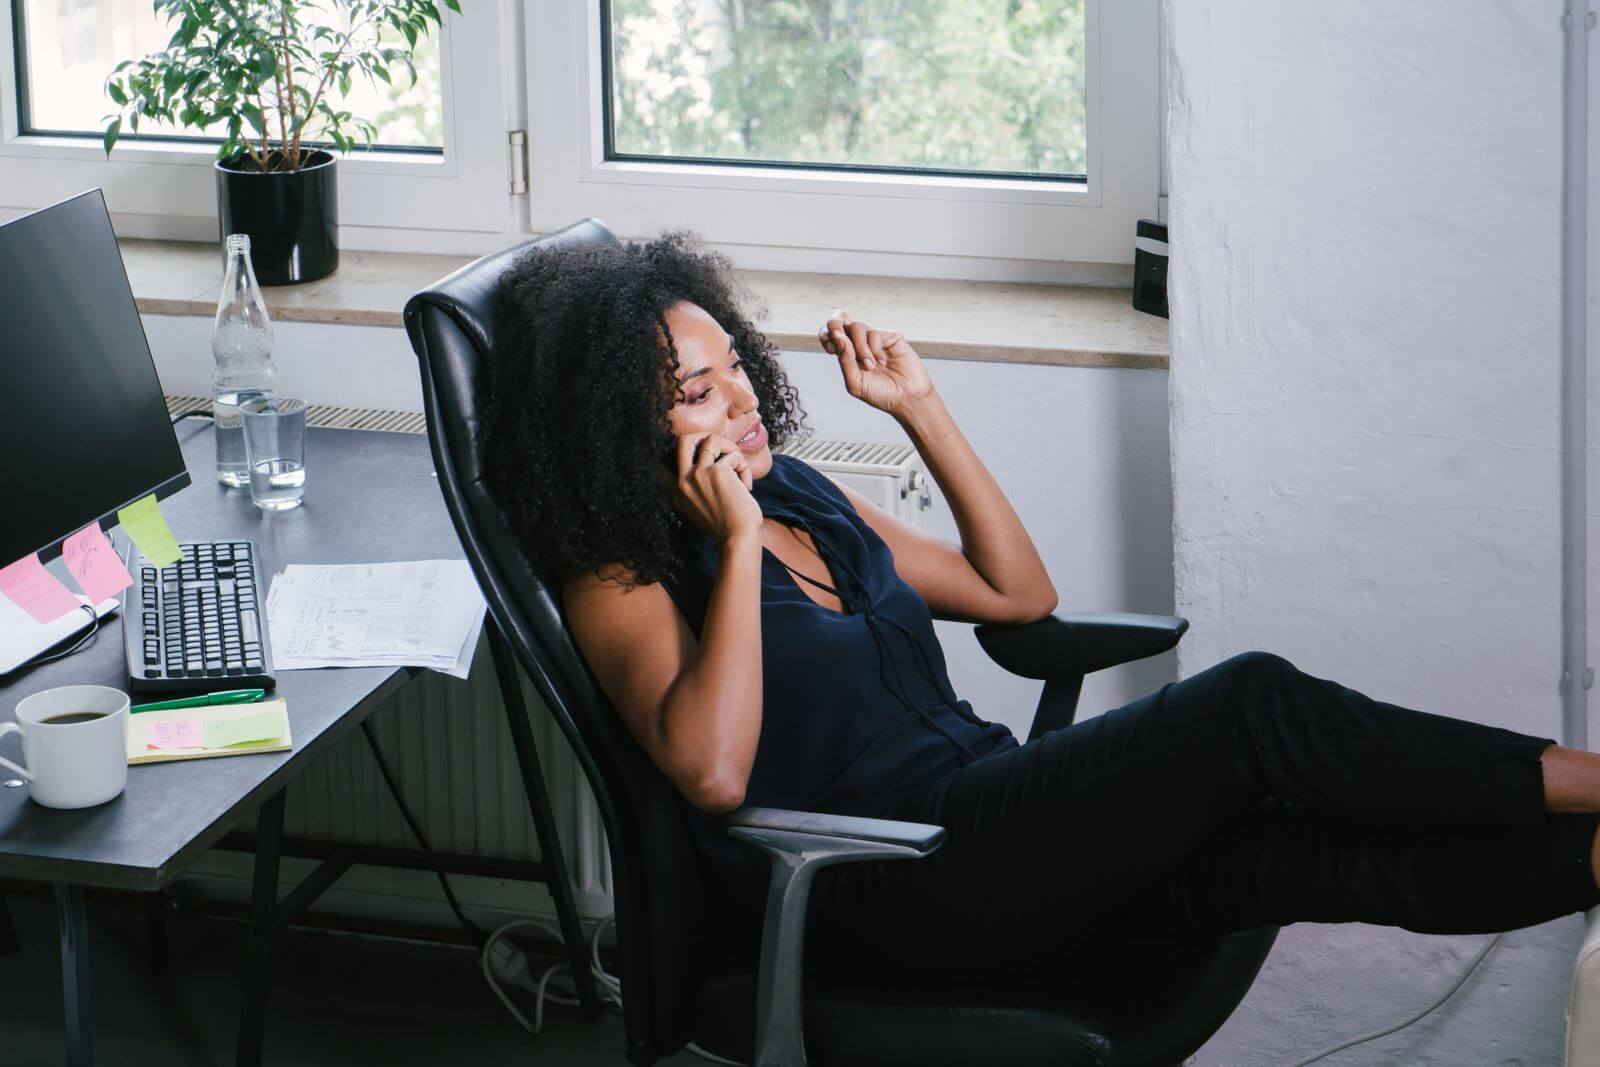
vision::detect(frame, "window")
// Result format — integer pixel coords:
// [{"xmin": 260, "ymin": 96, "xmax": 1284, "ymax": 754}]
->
[
  {"xmin": 0, "ymin": 0, "xmax": 510, "ymax": 243},
  {"xmin": 14, "ymin": 0, "xmax": 444, "ymax": 149},
  {"xmin": 529, "ymin": 0, "xmax": 1161, "ymax": 278},
  {"xmin": 606, "ymin": 0, "xmax": 1087, "ymax": 181},
  {"xmin": 0, "ymin": 0, "xmax": 1161, "ymax": 272}
]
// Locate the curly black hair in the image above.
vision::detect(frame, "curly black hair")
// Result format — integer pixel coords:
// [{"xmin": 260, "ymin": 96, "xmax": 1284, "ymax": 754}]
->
[{"xmin": 480, "ymin": 230, "xmax": 810, "ymax": 591}]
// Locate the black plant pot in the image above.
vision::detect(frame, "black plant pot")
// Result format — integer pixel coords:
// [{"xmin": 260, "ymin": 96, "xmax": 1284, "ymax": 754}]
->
[{"xmin": 215, "ymin": 149, "xmax": 339, "ymax": 286}]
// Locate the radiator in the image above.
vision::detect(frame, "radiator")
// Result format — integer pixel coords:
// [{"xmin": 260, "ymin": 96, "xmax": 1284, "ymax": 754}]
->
[{"xmin": 166, "ymin": 397, "xmax": 929, "ymax": 922}]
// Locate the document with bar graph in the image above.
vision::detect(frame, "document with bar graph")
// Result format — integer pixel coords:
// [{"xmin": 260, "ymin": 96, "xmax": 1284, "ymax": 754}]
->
[{"xmin": 264, "ymin": 559, "xmax": 486, "ymax": 678}]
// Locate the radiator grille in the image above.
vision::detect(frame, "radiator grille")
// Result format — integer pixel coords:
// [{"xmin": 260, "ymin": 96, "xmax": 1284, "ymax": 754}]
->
[
  {"xmin": 172, "ymin": 395, "xmax": 919, "ymax": 922},
  {"xmin": 166, "ymin": 395, "xmax": 428, "ymax": 435}
]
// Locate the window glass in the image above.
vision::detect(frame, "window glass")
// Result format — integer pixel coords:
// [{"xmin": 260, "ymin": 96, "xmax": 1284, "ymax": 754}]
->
[
  {"xmin": 15, "ymin": 0, "xmax": 442, "ymax": 149},
  {"xmin": 606, "ymin": 0, "xmax": 1086, "ymax": 179}
]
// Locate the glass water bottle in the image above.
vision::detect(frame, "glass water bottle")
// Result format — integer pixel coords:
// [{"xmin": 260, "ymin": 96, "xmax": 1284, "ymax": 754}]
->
[{"xmin": 211, "ymin": 234, "xmax": 279, "ymax": 487}]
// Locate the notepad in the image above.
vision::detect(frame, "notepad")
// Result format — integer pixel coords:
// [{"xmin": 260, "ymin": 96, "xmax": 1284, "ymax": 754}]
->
[{"xmin": 125, "ymin": 699, "xmax": 293, "ymax": 764}]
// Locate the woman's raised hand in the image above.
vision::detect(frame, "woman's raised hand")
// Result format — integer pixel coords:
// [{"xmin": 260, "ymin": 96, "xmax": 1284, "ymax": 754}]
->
[
  {"xmin": 817, "ymin": 308, "xmax": 935, "ymax": 417},
  {"xmin": 663, "ymin": 431, "xmax": 763, "ymax": 546}
]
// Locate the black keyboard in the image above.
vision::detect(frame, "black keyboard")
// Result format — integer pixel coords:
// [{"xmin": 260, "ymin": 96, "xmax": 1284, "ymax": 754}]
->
[{"xmin": 123, "ymin": 541, "xmax": 276, "ymax": 693}]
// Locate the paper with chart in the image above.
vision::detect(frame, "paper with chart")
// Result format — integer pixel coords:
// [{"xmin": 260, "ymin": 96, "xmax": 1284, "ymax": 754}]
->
[{"xmin": 265, "ymin": 560, "xmax": 486, "ymax": 678}]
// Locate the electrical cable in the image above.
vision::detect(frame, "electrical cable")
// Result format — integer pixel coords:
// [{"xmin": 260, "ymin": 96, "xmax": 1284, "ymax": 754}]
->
[
  {"xmin": 358, "ymin": 718, "xmax": 489, "ymax": 948},
  {"xmin": 1282, "ymin": 932, "xmax": 1501, "ymax": 1066},
  {"xmin": 170, "ymin": 409, "xmax": 212, "ymax": 425},
  {"xmin": 478, "ymin": 910, "xmax": 744, "ymax": 1064},
  {"xmin": 20, "ymin": 604, "xmax": 100, "ymax": 669}
]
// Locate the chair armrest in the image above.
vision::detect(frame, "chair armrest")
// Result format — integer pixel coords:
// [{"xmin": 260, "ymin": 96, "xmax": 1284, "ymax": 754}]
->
[
  {"xmin": 725, "ymin": 805, "xmax": 943, "ymax": 855},
  {"xmin": 974, "ymin": 610, "xmax": 1189, "ymax": 681},
  {"xmin": 724, "ymin": 806, "xmax": 943, "ymax": 1067}
]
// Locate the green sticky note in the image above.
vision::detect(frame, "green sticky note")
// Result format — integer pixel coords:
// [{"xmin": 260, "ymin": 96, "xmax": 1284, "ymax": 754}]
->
[
  {"xmin": 202, "ymin": 710, "xmax": 283, "ymax": 749},
  {"xmin": 116, "ymin": 494, "xmax": 181, "ymax": 567}
]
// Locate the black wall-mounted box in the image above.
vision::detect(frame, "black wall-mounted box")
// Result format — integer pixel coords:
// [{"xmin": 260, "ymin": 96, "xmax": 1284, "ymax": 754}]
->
[{"xmin": 1132, "ymin": 218, "xmax": 1169, "ymax": 319}]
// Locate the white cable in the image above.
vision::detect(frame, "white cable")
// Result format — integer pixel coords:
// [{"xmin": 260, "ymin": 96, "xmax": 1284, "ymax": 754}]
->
[
  {"xmin": 1282, "ymin": 932, "xmax": 1501, "ymax": 1066},
  {"xmin": 478, "ymin": 912, "xmax": 745, "ymax": 1063}
]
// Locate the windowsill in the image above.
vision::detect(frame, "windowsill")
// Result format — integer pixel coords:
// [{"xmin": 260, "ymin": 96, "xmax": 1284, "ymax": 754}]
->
[{"xmin": 122, "ymin": 238, "xmax": 1170, "ymax": 370}]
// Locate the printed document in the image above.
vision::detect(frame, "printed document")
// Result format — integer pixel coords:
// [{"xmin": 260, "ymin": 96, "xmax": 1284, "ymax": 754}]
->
[{"xmin": 266, "ymin": 560, "xmax": 487, "ymax": 678}]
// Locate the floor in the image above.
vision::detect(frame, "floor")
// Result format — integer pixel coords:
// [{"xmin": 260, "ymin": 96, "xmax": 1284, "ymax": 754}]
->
[
  {"xmin": 0, "ymin": 887, "xmax": 1585, "ymax": 1066},
  {"xmin": 0, "ymin": 889, "xmax": 696, "ymax": 1067}
]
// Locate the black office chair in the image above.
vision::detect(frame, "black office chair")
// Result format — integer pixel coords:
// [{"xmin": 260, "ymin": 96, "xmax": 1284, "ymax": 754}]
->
[{"xmin": 403, "ymin": 219, "xmax": 1279, "ymax": 1067}]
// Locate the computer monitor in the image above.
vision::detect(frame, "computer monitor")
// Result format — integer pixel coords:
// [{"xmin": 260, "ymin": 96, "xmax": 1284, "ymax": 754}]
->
[{"xmin": 0, "ymin": 188, "xmax": 189, "ymax": 567}]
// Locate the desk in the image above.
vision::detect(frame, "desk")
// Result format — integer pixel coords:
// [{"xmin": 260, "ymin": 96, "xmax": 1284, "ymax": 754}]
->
[{"xmin": 0, "ymin": 423, "xmax": 467, "ymax": 1066}]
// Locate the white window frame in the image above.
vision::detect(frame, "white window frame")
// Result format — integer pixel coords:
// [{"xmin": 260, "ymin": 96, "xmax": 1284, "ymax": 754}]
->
[
  {"xmin": 0, "ymin": 0, "xmax": 516, "ymax": 248},
  {"xmin": 525, "ymin": 0, "xmax": 1161, "ymax": 281}
]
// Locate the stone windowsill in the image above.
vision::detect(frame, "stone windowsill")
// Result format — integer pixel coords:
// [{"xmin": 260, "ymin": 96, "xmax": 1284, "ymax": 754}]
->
[{"xmin": 121, "ymin": 239, "xmax": 1170, "ymax": 370}]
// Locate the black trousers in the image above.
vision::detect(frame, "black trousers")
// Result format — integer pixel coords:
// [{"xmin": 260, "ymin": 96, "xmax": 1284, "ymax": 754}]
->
[{"xmin": 804, "ymin": 650, "xmax": 1600, "ymax": 986}]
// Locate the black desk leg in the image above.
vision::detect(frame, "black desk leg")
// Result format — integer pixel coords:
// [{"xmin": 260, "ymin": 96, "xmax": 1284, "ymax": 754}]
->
[
  {"xmin": 145, "ymin": 890, "xmax": 169, "ymax": 973},
  {"xmin": 54, "ymin": 882, "xmax": 92, "ymax": 1067},
  {"xmin": 0, "ymin": 891, "xmax": 19, "ymax": 954},
  {"xmin": 487, "ymin": 625, "xmax": 602, "ymax": 1020},
  {"xmin": 237, "ymin": 789, "xmax": 286, "ymax": 1067}
]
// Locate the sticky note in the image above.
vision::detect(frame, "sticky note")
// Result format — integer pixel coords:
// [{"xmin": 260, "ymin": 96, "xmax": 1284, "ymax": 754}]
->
[
  {"xmin": 0, "ymin": 554, "xmax": 83, "ymax": 624},
  {"xmin": 116, "ymin": 494, "xmax": 181, "ymax": 567},
  {"xmin": 202, "ymin": 710, "xmax": 282, "ymax": 749},
  {"xmin": 62, "ymin": 524, "xmax": 133, "ymax": 602},
  {"xmin": 146, "ymin": 719, "xmax": 202, "ymax": 750}
]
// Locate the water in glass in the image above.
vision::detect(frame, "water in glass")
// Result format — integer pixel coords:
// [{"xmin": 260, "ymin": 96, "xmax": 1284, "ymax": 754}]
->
[{"xmin": 248, "ymin": 458, "xmax": 306, "ymax": 510}]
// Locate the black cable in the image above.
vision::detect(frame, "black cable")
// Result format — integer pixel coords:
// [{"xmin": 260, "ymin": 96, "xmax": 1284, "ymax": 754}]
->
[
  {"xmin": 359, "ymin": 718, "xmax": 489, "ymax": 947},
  {"xmin": 21, "ymin": 604, "xmax": 100, "ymax": 669},
  {"xmin": 171, "ymin": 409, "xmax": 213, "ymax": 425}
]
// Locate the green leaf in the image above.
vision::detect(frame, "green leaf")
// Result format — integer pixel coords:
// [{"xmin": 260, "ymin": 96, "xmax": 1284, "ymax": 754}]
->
[
  {"xmin": 443, "ymin": 0, "xmax": 460, "ymax": 14},
  {"xmin": 102, "ymin": 117, "xmax": 121, "ymax": 156},
  {"xmin": 107, "ymin": 81, "xmax": 129, "ymax": 106},
  {"xmin": 372, "ymin": 65, "xmax": 390, "ymax": 85},
  {"xmin": 339, "ymin": 70, "xmax": 351, "ymax": 96}
]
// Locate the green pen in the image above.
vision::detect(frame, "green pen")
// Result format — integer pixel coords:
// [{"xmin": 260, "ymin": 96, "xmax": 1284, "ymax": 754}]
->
[{"xmin": 130, "ymin": 688, "xmax": 267, "ymax": 714}]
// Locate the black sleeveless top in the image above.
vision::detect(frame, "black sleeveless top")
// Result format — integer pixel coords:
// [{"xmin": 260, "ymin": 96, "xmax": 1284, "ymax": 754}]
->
[{"xmin": 660, "ymin": 452, "xmax": 1018, "ymax": 913}]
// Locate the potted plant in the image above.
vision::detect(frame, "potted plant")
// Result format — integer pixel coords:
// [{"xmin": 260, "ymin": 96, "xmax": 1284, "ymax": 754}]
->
[{"xmin": 100, "ymin": 0, "xmax": 459, "ymax": 285}]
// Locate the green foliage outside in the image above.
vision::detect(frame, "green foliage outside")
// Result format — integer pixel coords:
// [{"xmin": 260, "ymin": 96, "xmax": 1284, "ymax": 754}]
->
[
  {"xmin": 101, "ymin": 0, "xmax": 456, "ymax": 170},
  {"xmin": 609, "ymin": 0, "xmax": 1086, "ymax": 177}
]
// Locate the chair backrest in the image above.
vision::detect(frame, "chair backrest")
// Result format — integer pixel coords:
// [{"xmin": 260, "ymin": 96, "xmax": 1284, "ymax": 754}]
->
[{"xmin": 403, "ymin": 220, "xmax": 725, "ymax": 1062}]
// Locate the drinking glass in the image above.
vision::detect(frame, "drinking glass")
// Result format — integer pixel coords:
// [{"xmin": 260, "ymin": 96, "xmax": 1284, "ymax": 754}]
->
[{"xmin": 240, "ymin": 395, "xmax": 307, "ymax": 511}]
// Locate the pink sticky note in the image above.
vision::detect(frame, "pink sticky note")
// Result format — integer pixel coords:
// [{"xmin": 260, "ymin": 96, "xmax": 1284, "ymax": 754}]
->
[
  {"xmin": 146, "ymin": 719, "xmax": 203, "ymax": 750},
  {"xmin": 0, "ymin": 554, "xmax": 82, "ymax": 624},
  {"xmin": 62, "ymin": 524, "xmax": 133, "ymax": 603}
]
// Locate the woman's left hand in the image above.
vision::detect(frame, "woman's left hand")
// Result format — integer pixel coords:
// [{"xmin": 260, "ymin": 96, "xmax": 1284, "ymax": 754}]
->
[{"xmin": 818, "ymin": 309, "xmax": 935, "ymax": 417}]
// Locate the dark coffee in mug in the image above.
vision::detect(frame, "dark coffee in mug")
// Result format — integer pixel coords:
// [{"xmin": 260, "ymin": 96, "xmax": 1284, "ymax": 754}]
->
[{"xmin": 38, "ymin": 712, "xmax": 109, "ymax": 725}]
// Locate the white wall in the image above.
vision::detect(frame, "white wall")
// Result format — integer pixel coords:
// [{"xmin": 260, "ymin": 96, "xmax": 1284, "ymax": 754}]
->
[
  {"xmin": 140, "ymin": 313, "xmax": 1175, "ymax": 742},
  {"xmin": 1168, "ymin": 3, "xmax": 1593, "ymax": 1064}
]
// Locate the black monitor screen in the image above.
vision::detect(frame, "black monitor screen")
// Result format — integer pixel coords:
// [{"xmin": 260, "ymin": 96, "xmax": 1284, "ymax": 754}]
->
[{"xmin": 0, "ymin": 189, "xmax": 189, "ymax": 565}]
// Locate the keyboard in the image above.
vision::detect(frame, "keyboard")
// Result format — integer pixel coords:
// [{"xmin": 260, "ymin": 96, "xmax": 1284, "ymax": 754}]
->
[{"xmin": 123, "ymin": 541, "xmax": 276, "ymax": 693}]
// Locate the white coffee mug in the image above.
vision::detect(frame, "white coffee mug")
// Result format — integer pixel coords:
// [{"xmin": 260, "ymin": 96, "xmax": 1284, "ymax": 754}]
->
[{"xmin": 0, "ymin": 685, "xmax": 129, "ymax": 809}]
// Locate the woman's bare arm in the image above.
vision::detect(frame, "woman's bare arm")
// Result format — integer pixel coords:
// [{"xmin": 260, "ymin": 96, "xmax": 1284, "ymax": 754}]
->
[
  {"xmin": 820, "ymin": 311, "xmax": 1057, "ymax": 625},
  {"xmin": 562, "ymin": 531, "xmax": 764, "ymax": 813}
]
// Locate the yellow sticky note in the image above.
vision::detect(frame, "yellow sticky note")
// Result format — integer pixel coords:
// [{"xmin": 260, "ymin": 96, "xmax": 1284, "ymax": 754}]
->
[
  {"xmin": 116, "ymin": 494, "xmax": 181, "ymax": 567},
  {"xmin": 202, "ymin": 710, "xmax": 283, "ymax": 749}
]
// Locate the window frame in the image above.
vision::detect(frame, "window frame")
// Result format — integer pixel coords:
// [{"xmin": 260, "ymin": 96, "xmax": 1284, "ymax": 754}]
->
[
  {"xmin": 525, "ymin": 0, "xmax": 1161, "ymax": 277},
  {"xmin": 0, "ymin": 0, "xmax": 515, "ymax": 242}
]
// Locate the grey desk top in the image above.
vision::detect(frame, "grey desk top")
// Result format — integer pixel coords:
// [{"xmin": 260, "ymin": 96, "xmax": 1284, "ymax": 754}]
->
[{"xmin": 0, "ymin": 424, "xmax": 464, "ymax": 891}]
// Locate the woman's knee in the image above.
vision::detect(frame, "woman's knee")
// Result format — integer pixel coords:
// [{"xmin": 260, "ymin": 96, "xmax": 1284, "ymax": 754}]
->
[{"xmin": 1221, "ymin": 650, "xmax": 1298, "ymax": 706}]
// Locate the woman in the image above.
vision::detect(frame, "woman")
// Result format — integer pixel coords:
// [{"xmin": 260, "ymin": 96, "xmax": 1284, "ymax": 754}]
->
[{"xmin": 482, "ymin": 231, "xmax": 1600, "ymax": 988}]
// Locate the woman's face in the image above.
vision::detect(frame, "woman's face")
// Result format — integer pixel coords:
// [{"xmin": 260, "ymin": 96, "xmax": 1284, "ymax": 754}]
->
[{"xmin": 662, "ymin": 300, "xmax": 773, "ymax": 479}]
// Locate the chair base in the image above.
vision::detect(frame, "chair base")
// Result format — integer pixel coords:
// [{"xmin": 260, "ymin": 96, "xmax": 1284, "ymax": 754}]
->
[{"xmin": 690, "ymin": 925, "xmax": 1279, "ymax": 1067}]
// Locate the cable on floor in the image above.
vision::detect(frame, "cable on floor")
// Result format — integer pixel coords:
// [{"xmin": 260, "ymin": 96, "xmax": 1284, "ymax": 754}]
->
[
  {"xmin": 479, "ymin": 911, "xmax": 744, "ymax": 1064},
  {"xmin": 1282, "ymin": 932, "xmax": 1502, "ymax": 1066}
]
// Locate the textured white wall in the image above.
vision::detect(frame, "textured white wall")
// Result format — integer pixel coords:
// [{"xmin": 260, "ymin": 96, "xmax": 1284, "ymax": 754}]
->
[
  {"xmin": 139, "ymin": 313, "xmax": 1176, "ymax": 742},
  {"xmin": 1168, "ymin": 3, "xmax": 1594, "ymax": 1064}
]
